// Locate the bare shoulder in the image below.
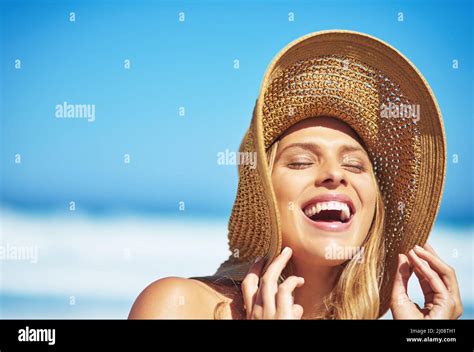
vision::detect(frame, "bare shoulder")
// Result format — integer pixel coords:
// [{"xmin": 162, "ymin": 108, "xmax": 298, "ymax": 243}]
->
[{"xmin": 128, "ymin": 276, "xmax": 243, "ymax": 319}]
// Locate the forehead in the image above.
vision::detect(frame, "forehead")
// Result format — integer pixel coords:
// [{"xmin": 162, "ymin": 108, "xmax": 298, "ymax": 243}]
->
[{"xmin": 278, "ymin": 116, "xmax": 363, "ymax": 146}]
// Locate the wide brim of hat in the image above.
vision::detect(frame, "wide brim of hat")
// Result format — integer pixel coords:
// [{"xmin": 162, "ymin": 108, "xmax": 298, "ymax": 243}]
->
[{"xmin": 214, "ymin": 30, "xmax": 446, "ymax": 318}]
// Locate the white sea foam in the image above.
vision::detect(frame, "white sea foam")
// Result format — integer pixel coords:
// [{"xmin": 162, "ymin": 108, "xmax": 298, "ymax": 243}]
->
[{"xmin": 0, "ymin": 208, "xmax": 472, "ymax": 318}]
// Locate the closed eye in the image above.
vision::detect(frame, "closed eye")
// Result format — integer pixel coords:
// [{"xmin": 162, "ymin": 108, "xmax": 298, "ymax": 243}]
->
[
  {"xmin": 288, "ymin": 162, "xmax": 313, "ymax": 169},
  {"xmin": 342, "ymin": 164, "xmax": 365, "ymax": 173}
]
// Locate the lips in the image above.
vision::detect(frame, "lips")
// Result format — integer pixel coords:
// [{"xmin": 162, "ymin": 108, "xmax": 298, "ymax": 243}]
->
[{"xmin": 301, "ymin": 193, "xmax": 356, "ymax": 232}]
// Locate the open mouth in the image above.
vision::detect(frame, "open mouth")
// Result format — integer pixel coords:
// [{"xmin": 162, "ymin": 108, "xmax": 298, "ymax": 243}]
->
[{"xmin": 302, "ymin": 198, "xmax": 355, "ymax": 225}]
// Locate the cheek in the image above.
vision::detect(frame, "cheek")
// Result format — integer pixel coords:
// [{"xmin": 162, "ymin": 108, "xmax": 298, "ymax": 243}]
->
[
  {"xmin": 352, "ymin": 176, "xmax": 378, "ymax": 236},
  {"xmin": 271, "ymin": 170, "xmax": 309, "ymax": 234},
  {"xmin": 271, "ymin": 169, "xmax": 309, "ymax": 205},
  {"xmin": 358, "ymin": 179, "xmax": 377, "ymax": 214}
]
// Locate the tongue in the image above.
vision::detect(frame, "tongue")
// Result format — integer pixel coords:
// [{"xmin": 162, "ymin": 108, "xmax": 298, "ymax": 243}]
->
[{"xmin": 310, "ymin": 210, "xmax": 342, "ymax": 223}]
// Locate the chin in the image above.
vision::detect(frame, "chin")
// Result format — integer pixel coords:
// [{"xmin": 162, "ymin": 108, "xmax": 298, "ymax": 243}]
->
[
  {"xmin": 283, "ymin": 215, "xmax": 366, "ymax": 267},
  {"xmin": 289, "ymin": 237, "xmax": 353, "ymax": 267},
  {"xmin": 285, "ymin": 244, "xmax": 347, "ymax": 267}
]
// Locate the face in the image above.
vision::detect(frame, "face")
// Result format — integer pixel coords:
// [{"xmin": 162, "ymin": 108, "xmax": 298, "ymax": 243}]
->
[{"xmin": 271, "ymin": 117, "xmax": 377, "ymax": 267}]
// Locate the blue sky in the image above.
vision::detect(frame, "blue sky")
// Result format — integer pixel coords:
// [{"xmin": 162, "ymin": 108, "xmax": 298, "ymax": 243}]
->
[{"xmin": 1, "ymin": 0, "xmax": 472, "ymax": 224}]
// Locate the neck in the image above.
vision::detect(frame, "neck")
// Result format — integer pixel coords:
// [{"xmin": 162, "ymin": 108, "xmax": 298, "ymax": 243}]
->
[{"xmin": 290, "ymin": 259, "xmax": 342, "ymax": 319}]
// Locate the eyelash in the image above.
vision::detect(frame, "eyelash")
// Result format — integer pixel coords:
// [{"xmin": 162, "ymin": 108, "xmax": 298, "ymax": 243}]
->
[
  {"xmin": 343, "ymin": 164, "xmax": 365, "ymax": 172},
  {"xmin": 288, "ymin": 162, "xmax": 313, "ymax": 169},
  {"xmin": 287, "ymin": 162, "xmax": 365, "ymax": 172}
]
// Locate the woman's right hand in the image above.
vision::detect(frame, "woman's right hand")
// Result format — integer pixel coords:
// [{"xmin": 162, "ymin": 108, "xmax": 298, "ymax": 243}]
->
[{"xmin": 241, "ymin": 247, "xmax": 305, "ymax": 319}]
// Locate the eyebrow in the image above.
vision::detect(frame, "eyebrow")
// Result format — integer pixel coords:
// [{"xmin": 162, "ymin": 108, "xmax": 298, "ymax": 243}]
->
[{"xmin": 276, "ymin": 142, "xmax": 367, "ymax": 159}]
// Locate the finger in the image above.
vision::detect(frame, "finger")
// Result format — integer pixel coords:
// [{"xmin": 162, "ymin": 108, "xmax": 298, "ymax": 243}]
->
[
  {"xmin": 241, "ymin": 257, "xmax": 264, "ymax": 319},
  {"xmin": 261, "ymin": 247, "xmax": 293, "ymax": 318},
  {"xmin": 292, "ymin": 304, "xmax": 304, "ymax": 319},
  {"xmin": 407, "ymin": 249, "xmax": 449, "ymax": 296},
  {"xmin": 412, "ymin": 263, "xmax": 434, "ymax": 297},
  {"xmin": 390, "ymin": 254, "xmax": 426, "ymax": 319},
  {"xmin": 391, "ymin": 254, "xmax": 413, "ymax": 305},
  {"xmin": 251, "ymin": 286, "xmax": 264, "ymax": 319},
  {"xmin": 413, "ymin": 245, "xmax": 458, "ymax": 290},
  {"xmin": 411, "ymin": 267, "xmax": 456, "ymax": 319},
  {"xmin": 415, "ymin": 244, "xmax": 463, "ymax": 318},
  {"xmin": 423, "ymin": 242, "xmax": 440, "ymax": 258},
  {"xmin": 276, "ymin": 276, "xmax": 305, "ymax": 318}
]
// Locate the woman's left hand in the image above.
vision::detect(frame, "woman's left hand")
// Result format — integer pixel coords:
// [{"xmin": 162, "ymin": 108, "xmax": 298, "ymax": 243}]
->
[{"xmin": 390, "ymin": 243, "xmax": 463, "ymax": 319}]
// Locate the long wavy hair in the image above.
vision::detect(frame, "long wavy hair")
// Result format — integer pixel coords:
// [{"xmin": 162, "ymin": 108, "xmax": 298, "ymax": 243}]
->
[
  {"xmin": 206, "ymin": 131, "xmax": 386, "ymax": 319},
  {"xmin": 266, "ymin": 139, "xmax": 386, "ymax": 319}
]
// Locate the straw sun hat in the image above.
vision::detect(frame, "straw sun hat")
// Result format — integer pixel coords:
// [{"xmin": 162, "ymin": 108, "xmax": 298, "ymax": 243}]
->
[{"xmin": 213, "ymin": 30, "xmax": 446, "ymax": 317}]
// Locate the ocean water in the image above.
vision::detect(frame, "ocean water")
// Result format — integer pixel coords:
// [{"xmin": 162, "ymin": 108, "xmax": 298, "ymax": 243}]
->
[{"xmin": 0, "ymin": 209, "xmax": 472, "ymax": 319}]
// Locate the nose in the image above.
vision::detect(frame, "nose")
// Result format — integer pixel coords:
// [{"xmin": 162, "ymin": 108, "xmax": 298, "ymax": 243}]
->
[{"xmin": 314, "ymin": 158, "xmax": 347, "ymax": 188}]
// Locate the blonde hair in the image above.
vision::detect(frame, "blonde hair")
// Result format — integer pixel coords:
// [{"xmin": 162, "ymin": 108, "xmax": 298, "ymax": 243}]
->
[{"xmin": 266, "ymin": 139, "xmax": 386, "ymax": 319}]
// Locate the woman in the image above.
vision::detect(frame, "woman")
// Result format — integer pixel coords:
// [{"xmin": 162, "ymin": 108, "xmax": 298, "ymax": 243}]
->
[{"xmin": 129, "ymin": 30, "xmax": 462, "ymax": 319}]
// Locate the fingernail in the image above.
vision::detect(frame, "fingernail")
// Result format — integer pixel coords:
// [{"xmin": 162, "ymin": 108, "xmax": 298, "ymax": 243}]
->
[
  {"xmin": 414, "ymin": 245, "xmax": 423, "ymax": 251},
  {"xmin": 281, "ymin": 247, "xmax": 291, "ymax": 255},
  {"xmin": 254, "ymin": 256, "xmax": 261, "ymax": 263}
]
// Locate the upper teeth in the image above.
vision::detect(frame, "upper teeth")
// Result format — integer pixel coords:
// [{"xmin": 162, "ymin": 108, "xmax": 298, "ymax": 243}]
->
[{"xmin": 304, "ymin": 201, "xmax": 351, "ymax": 221}]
